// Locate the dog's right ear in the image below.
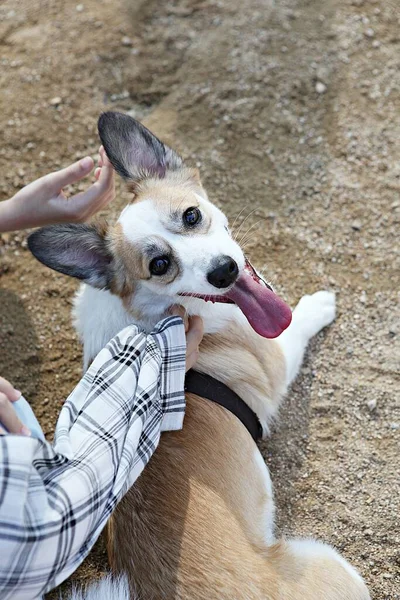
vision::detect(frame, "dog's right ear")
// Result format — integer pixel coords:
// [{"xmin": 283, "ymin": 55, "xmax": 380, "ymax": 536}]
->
[
  {"xmin": 98, "ymin": 111, "xmax": 183, "ymax": 184},
  {"xmin": 28, "ymin": 223, "xmax": 113, "ymax": 288}
]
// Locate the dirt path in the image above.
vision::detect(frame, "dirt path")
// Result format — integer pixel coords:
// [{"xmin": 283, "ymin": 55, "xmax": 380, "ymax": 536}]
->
[{"xmin": 0, "ymin": 0, "xmax": 399, "ymax": 598}]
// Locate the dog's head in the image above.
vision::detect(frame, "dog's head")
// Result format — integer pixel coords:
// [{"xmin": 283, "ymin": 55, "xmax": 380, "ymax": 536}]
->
[{"xmin": 28, "ymin": 112, "xmax": 291, "ymax": 338}]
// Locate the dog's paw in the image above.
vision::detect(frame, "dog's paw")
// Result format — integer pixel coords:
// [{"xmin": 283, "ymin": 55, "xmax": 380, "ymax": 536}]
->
[{"xmin": 294, "ymin": 290, "xmax": 336, "ymax": 340}]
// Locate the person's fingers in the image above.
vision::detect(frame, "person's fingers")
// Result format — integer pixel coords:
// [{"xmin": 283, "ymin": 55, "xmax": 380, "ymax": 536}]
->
[
  {"xmin": 0, "ymin": 393, "xmax": 30, "ymax": 435},
  {"xmin": 46, "ymin": 157, "xmax": 94, "ymax": 191},
  {"xmin": 186, "ymin": 349, "xmax": 200, "ymax": 372},
  {"xmin": 100, "ymin": 145, "xmax": 112, "ymax": 167},
  {"xmin": 0, "ymin": 377, "xmax": 21, "ymax": 402},
  {"xmin": 67, "ymin": 158, "xmax": 115, "ymax": 221},
  {"xmin": 97, "ymin": 147, "xmax": 104, "ymax": 169},
  {"xmin": 185, "ymin": 315, "xmax": 204, "ymax": 358},
  {"xmin": 0, "ymin": 426, "xmax": 6, "ymax": 435},
  {"xmin": 169, "ymin": 305, "xmax": 189, "ymax": 332},
  {"xmin": 94, "ymin": 166, "xmax": 102, "ymax": 181}
]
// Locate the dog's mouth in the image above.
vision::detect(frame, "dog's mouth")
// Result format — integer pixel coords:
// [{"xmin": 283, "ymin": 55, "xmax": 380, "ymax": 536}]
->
[{"xmin": 180, "ymin": 258, "xmax": 292, "ymax": 338}]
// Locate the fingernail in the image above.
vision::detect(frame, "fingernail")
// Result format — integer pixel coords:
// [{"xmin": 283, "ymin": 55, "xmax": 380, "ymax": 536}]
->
[
  {"xmin": 11, "ymin": 389, "xmax": 22, "ymax": 402},
  {"xmin": 80, "ymin": 156, "xmax": 93, "ymax": 170},
  {"xmin": 21, "ymin": 426, "xmax": 31, "ymax": 437}
]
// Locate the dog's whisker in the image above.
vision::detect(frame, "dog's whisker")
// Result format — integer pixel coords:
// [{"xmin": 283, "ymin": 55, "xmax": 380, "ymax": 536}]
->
[
  {"xmin": 237, "ymin": 221, "xmax": 262, "ymax": 248},
  {"xmin": 230, "ymin": 205, "xmax": 250, "ymax": 235},
  {"xmin": 232, "ymin": 208, "xmax": 259, "ymax": 243},
  {"xmin": 239, "ymin": 219, "xmax": 261, "ymax": 240},
  {"xmin": 231, "ymin": 212, "xmax": 252, "ymax": 243}
]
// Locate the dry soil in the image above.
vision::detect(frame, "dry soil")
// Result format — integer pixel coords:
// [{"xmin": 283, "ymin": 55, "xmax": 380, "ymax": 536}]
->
[{"xmin": 0, "ymin": 0, "xmax": 399, "ymax": 598}]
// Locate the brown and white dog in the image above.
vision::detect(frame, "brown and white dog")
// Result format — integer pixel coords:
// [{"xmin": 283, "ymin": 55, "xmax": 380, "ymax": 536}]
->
[{"xmin": 28, "ymin": 112, "xmax": 370, "ymax": 600}]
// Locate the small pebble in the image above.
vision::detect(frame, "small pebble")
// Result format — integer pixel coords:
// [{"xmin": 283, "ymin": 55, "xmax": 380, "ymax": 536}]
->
[
  {"xmin": 49, "ymin": 96, "xmax": 62, "ymax": 106},
  {"xmin": 316, "ymin": 82, "xmax": 327, "ymax": 94},
  {"xmin": 364, "ymin": 529, "xmax": 373, "ymax": 536},
  {"xmin": 367, "ymin": 399, "xmax": 377, "ymax": 412},
  {"xmin": 121, "ymin": 36, "xmax": 133, "ymax": 46}
]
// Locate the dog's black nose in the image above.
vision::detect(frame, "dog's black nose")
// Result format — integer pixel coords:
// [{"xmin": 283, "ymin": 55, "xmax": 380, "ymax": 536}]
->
[{"xmin": 207, "ymin": 256, "xmax": 239, "ymax": 289}]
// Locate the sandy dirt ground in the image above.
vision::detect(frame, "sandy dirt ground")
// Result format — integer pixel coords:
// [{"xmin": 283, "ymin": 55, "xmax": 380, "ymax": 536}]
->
[{"xmin": 0, "ymin": 0, "xmax": 399, "ymax": 598}]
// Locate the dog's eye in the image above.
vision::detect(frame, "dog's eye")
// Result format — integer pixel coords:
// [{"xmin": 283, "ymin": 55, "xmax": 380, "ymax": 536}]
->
[
  {"xmin": 149, "ymin": 256, "xmax": 170, "ymax": 276},
  {"xmin": 183, "ymin": 207, "xmax": 201, "ymax": 226}
]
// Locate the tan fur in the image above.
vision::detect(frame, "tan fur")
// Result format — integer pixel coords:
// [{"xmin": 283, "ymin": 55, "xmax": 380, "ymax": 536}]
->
[
  {"xmin": 107, "ymin": 322, "xmax": 368, "ymax": 600},
  {"xmin": 196, "ymin": 322, "xmax": 286, "ymax": 432},
  {"xmin": 108, "ymin": 392, "xmax": 281, "ymax": 600},
  {"xmin": 108, "ymin": 223, "xmax": 180, "ymax": 314},
  {"xmin": 138, "ymin": 176, "xmax": 212, "ymax": 237},
  {"xmin": 133, "ymin": 168, "xmax": 202, "ymax": 198},
  {"xmin": 108, "ymin": 223, "xmax": 147, "ymax": 298},
  {"xmin": 127, "ymin": 168, "xmax": 208, "ymax": 235}
]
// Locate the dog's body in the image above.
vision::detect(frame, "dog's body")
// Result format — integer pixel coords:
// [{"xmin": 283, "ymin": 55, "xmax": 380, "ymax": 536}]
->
[
  {"xmin": 76, "ymin": 287, "xmax": 368, "ymax": 600},
  {"xmin": 29, "ymin": 112, "xmax": 370, "ymax": 599}
]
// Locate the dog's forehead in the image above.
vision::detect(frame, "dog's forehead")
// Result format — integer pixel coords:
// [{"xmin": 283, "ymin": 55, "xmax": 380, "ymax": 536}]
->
[
  {"xmin": 118, "ymin": 199, "xmax": 169, "ymax": 243},
  {"xmin": 117, "ymin": 184, "xmax": 225, "ymax": 244}
]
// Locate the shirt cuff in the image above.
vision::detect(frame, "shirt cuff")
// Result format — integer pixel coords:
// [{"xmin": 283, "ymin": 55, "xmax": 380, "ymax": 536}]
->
[{"xmin": 152, "ymin": 316, "xmax": 187, "ymax": 432}]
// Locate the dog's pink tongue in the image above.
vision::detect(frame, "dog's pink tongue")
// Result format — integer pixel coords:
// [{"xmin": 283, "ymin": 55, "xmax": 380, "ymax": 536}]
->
[{"xmin": 226, "ymin": 272, "xmax": 292, "ymax": 338}]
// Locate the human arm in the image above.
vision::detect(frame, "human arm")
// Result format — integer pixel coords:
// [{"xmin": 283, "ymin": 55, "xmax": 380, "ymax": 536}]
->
[
  {"xmin": 0, "ymin": 147, "xmax": 114, "ymax": 233},
  {"xmin": 0, "ymin": 315, "xmax": 202, "ymax": 599},
  {"xmin": 0, "ymin": 309, "xmax": 202, "ymax": 437}
]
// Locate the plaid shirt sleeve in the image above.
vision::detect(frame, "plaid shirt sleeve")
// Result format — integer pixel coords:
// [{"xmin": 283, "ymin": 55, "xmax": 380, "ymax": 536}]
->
[{"xmin": 0, "ymin": 316, "xmax": 186, "ymax": 600}]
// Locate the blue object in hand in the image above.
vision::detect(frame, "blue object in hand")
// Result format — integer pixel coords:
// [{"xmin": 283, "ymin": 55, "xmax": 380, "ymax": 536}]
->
[{"xmin": 5, "ymin": 396, "xmax": 45, "ymax": 441}]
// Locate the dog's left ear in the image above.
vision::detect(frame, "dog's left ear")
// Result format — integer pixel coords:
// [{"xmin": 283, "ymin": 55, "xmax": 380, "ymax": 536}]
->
[
  {"xmin": 28, "ymin": 223, "xmax": 113, "ymax": 288},
  {"xmin": 98, "ymin": 111, "xmax": 183, "ymax": 184}
]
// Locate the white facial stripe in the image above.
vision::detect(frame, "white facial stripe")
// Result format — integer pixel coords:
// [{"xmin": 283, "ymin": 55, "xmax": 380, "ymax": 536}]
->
[{"xmin": 119, "ymin": 200, "xmax": 163, "ymax": 244}]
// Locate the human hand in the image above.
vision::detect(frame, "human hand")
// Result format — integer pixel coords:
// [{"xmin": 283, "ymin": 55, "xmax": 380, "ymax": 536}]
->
[
  {"xmin": 0, "ymin": 146, "xmax": 114, "ymax": 233},
  {"xmin": 170, "ymin": 306, "xmax": 204, "ymax": 371},
  {"xmin": 0, "ymin": 377, "xmax": 30, "ymax": 436}
]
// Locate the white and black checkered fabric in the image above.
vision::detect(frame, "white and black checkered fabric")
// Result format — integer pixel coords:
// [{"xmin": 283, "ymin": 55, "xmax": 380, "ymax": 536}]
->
[{"xmin": 0, "ymin": 316, "xmax": 186, "ymax": 600}]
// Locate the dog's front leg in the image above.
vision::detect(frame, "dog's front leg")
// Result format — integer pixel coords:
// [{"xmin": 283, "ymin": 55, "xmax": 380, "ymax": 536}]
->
[{"xmin": 277, "ymin": 291, "xmax": 336, "ymax": 387}]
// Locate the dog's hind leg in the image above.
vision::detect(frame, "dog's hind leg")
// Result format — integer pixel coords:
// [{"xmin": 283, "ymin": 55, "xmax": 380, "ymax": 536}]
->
[
  {"xmin": 277, "ymin": 291, "xmax": 336, "ymax": 387},
  {"xmin": 269, "ymin": 540, "xmax": 370, "ymax": 600},
  {"xmin": 267, "ymin": 538, "xmax": 370, "ymax": 600}
]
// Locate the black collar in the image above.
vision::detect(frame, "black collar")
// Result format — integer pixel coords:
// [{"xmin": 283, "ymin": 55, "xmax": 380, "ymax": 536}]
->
[{"xmin": 185, "ymin": 370, "xmax": 262, "ymax": 442}]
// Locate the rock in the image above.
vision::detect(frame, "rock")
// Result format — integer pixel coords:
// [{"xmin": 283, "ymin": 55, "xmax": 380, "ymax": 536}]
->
[
  {"xmin": 315, "ymin": 81, "xmax": 327, "ymax": 94},
  {"xmin": 76, "ymin": 4, "xmax": 84, "ymax": 12},
  {"xmin": 367, "ymin": 399, "xmax": 377, "ymax": 412},
  {"xmin": 49, "ymin": 96, "xmax": 62, "ymax": 106},
  {"xmin": 351, "ymin": 220, "xmax": 362, "ymax": 231},
  {"xmin": 121, "ymin": 36, "xmax": 133, "ymax": 47}
]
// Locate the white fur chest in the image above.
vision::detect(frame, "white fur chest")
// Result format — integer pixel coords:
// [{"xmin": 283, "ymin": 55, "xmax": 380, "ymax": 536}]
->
[{"xmin": 74, "ymin": 284, "xmax": 246, "ymax": 368}]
